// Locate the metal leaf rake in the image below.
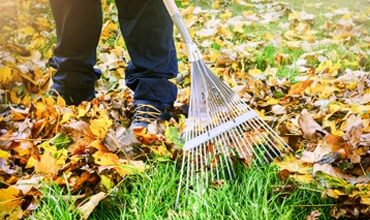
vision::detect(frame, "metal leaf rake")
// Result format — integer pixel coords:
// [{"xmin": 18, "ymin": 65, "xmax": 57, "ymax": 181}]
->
[{"xmin": 162, "ymin": 0, "xmax": 292, "ymax": 208}]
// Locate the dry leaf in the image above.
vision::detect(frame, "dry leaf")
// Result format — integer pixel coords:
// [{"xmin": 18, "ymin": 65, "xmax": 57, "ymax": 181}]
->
[
  {"xmin": 313, "ymin": 164, "xmax": 352, "ymax": 180},
  {"xmin": 298, "ymin": 110, "xmax": 328, "ymax": 140},
  {"xmin": 306, "ymin": 210, "xmax": 321, "ymax": 220},
  {"xmin": 90, "ymin": 113, "xmax": 112, "ymax": 139},
  {"xmin": 301, "ymin": 143, "xmax": 332, "ymax": 163},
  {"xmin": 77, "ymin": 192, "xmax": 106, "ymax": 220},
  {"xmin": 288, "ymin": 80, "xmax": 313, "ymax": 96},
  {"xmin": 0, "ymin": 187, "xmax": 23, "ymax": 219},
  {"xmin": 34, "ymin": 153, "xmax": 60, "ymax": 175}
]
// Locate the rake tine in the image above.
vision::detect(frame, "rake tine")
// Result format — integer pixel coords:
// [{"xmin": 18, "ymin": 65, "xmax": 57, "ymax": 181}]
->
[
  {"xmin": 204, "ymin": 83, "xmax": 271, "ymax": 164},
  {"xmin": 185, "ymin": 150, "xmax": 191, "ymax": 204},
  {"xmin": 191, "ymin": 149, "xmax": 196, "ymax": 192},
  {"xmin": 249, "ymin": 119, "xmax": 282, "ymax": 157},
  {"xmin": 256, "ymin": 118, "xmax": 293, "ymax": 152},
  {"xmin": 236, "ymin": 125, "xmax": 268, "ymax": 164},
  {"xmin": 218, "ymin": 133, "xmax": 235, "ymax": 179},
  {"xmin": 201, "ymin": 142, "xmax": 208, "ymax": 190},
  {"xmin": 207, "ymin": 141, "xmax": 215, "ymax": 183},
  {"xmin": 226, "ymin": 97, "xmax": 290, "ymax": 158},
  {"xmin": 175, "ymin": 152, "xmax": 187, "ymax": 209},
  {"xmin": 207, "ymin": 92, "xmax": 236, "ymax": 180},
  {"xmin": 230, "ymin": 125, "xmax": 257, "ymax": 162},
  {"xmin": 195, "ymin": 145, "xmax": 200, "ymax": 194},
  {"xmin": 237, "ymin": 102, "xmax": 292, "ymax": 152},
  {"xmin": 243, "ymin": 120, "xmax": 278, "ymax": 161},
  {"xmin": 215, "ymin": 141, "xmax": 227, "ymax": 180},
  {"xmin": 213, "ymin": 143, "xmax": 221, "ymax": 181}
]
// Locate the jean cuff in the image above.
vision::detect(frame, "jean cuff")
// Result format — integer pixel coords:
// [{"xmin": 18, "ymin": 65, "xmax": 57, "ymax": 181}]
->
[{"xmin": 51, "ymin": 83, "xmax": 96, "ymax": 105}]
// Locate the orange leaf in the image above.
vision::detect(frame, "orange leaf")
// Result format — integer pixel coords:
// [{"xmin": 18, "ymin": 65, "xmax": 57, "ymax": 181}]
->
[
  {"xmin": 288, "ymin": 80, "xmax": 313, "ymax": 96},
  {"xmin": 133, "ymin": 127, "xmax": 158, "ymax": 145}
]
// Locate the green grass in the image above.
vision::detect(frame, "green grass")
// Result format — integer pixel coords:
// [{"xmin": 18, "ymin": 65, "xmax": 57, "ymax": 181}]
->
[
  {"xmin": 31, "ymin": 162, "xmax": 333, "ymax": 220},
  {"xmin": 30, "ymin": 184, "xmax": 80, "ymax": 220}
]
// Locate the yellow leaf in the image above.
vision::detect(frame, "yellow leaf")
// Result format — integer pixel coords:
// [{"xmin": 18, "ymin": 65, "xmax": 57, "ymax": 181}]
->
[
  {"xmin": 248, "ymin": 68, "xmax": 262, "ymax": 75},
  {"xmin": 275, "ymin": 154, "xmax": 312, "ymax": 174},
  {"xmin": 20, "ymin": 26, "xmax": 35, "ymax": 36},
  {"xmin": 220, "ymin": 11, "xmax": 232, "ymax": 19},
  {"xmin": 93, "ymin": 151, "xmax": 125, "ymax": 176},
  {"xmin": 57, "ymin": 96, "xmax": 66, "ymax": 107},
  {"xmin": 93, "ymin": 151, "xmax": 145, "ymax": 177},
  {"xmin": 22, "ymin": 94, "xmax": 32, "ymax": 106},
  {"xmin": 212, "ymin": 0, "xmax": 220, "ymax": 9},
  {"xmin": 0, "ymin": 66, "xmax": 12, "ymax": 84},
  {"xmin": 60, "ymin": 110, "xmax": 74, "ymax": 124},
  {"xmin": 77, "ymin": 102, "xmax": 91, "ymax": 118},
  {"xmin": 89, "ymin": 112, "xmax": 112, "ymax": 139},
  {"xmin": 325, "ymin": 189, "xmax": 345, "ymax": 199},
  {"xmin": 0, "ymin": 187, "xmax": 22, "ymax": 213},
  {"xmin": 291, "ymin": 174, "xmax": 314, "ymax": 184},
  {"xmin": 101, "ymin": 20, "xmax": 118, "ymax": 40},
  {"xmin": 34, "ymin": 153, "xmax": 60, "ymax": 175},
  {"xmin": 93, "ymin": 151, "xmax": 119, "ymax": 167},
  {"xmin": 36, "ymin": 17, "xmax": 50, "ymax": 29},
  {"xmin": 10, "ymin": 90, "xmax": 21, "ymax": 104},
  {"xmin": 25, "ymin": 157, "xmax": 36, "ymax": 169},
  {"xmin": 357, "ymin": 184, "xmax": 370, "ymax": 205},
  {"xmin": 0, "ymin": 149, "xmax": 10, "ymax": 159},
  {"xmin": 151, "ymin": 144, "xmax": 171, "ymax": 157},
  {"xmin": 28, "ymin": 36, "xmax": 46, "ymax": 50}
]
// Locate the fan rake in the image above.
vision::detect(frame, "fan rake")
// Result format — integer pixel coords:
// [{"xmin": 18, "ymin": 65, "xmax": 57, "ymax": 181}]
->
[{"xmin": 162, "ymin": 0, "xmax": 292, "ymax": 208}]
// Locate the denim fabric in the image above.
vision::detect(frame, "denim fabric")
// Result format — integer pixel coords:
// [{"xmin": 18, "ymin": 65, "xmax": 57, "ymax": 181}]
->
[{"xmin": 48, "ymin": 0, "xmax": 178, "ymax": 107}]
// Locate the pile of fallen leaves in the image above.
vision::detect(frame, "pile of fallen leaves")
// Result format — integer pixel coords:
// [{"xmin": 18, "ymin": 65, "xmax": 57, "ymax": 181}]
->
[
  {"xmin": 0, "ymin": 0, "xmax": 369, "ymax": 219},
  {"xmin": 0, "ymin": 92, "xmax": 181, "ymax": 219}
]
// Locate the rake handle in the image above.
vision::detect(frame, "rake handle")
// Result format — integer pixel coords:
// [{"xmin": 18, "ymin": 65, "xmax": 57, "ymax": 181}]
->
[
  {"xmin": 162, "ymin": 0, "xmax": 193, "ymax": 44},
  {"xmin": 162, "ymin": 0, "xmax": 180, "ymax": 16}
]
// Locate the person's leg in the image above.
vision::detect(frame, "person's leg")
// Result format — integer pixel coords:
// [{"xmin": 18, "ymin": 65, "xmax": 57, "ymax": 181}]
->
[
  {"xmin": 49, "ymin": 0, "xmax": 102, "ymax": 105},
  {"xmin": 115, "ymin": 0, "xmax": 178, "ymax": 110}
]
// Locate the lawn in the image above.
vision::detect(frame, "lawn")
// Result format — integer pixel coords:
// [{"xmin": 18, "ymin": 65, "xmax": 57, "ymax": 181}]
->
[{"xmin": 32, "ymin": 162, "xmax": 334, "ymax": 220}]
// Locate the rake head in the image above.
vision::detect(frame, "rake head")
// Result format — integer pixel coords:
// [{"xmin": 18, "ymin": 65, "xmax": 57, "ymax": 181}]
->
[{"xmin": 175, "ymin": 58, "xmax": 293, "ymax": 208}]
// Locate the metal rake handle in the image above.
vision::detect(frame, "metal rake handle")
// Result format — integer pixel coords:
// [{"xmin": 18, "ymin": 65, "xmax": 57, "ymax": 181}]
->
[{"xmin": 163, "ymin": 0, "xmax": 201, "ymax": 62}]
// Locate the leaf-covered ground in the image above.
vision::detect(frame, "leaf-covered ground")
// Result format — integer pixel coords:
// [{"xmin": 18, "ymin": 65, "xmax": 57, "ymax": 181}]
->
[{"xmin": 0, "ymin": 0, "xmax": 369, "ymax": 219}]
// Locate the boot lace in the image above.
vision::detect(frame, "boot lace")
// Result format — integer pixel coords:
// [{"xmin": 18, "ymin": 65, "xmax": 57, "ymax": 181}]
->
[{"xmin": 133, "ymin": 104, "xmax": 162, "ymax": 124}]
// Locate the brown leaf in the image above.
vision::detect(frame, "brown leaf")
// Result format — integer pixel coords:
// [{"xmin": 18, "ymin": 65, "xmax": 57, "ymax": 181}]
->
[
  {"xmin": 14, "ymin": 176, "xmax": 43, "ymax": 194},
  {"xmin": 278, "ymin": 169, "xmax": 290, "ymax": 181},
  {"xmin": 359, "ymin": 133, "xmax": 370, "ymax": 147},
  {"xmin": 211, "ymin": 179, "xmax": 225, "ymax": 188},
  {"xmin": 133, "ymin": 127, "xmax": 159, "ymax": 145},
  {"xmin": 301, "ymin": 143, "xmax": 332, "ymax": 163},
  {"xmin": 324, "ymin": 134, "xmax": 350, "ymax": 159},
  {"xmin": 77, "ymin": 192, "xmax": 106, "ymax": 220},
  {"xmin": 298, "ymin": 110, "xmax": 328, "ymax": 140},
  {"xmin": 306, "ymin": 210, "xmax": 321, "ymax": 220},
  {"xmin": 342, "ymin": 115, "xmax": 363, "ymax": 148},
  {"xmin": 313, "ymin": 164, "xmax": 352, "ymax": 180}
]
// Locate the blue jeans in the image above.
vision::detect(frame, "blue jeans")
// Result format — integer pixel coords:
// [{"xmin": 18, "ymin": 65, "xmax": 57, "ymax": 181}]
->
[{"xmin": 49, "ymin": 0, "xmax": 178, "ymax": 108}]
